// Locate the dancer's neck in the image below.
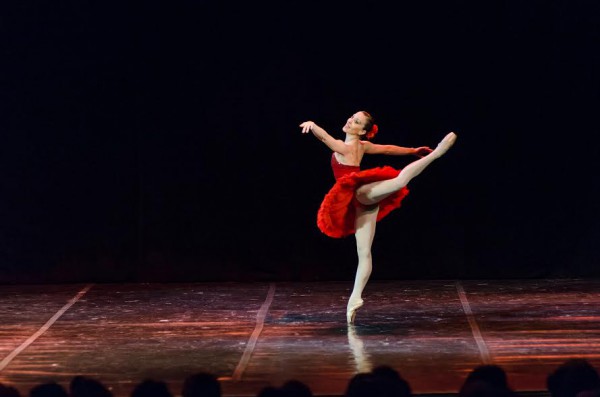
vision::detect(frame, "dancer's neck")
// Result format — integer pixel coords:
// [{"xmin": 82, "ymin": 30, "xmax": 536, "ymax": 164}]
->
[{"xmin": 344, "ymin": 134, "xmax": 361, "ymax": 144}]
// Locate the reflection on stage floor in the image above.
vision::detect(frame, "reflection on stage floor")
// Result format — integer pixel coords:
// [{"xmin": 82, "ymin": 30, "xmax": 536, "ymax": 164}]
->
[{"xmin": 1, "ymin": 279, "xmax": 599, "ymax": 396}]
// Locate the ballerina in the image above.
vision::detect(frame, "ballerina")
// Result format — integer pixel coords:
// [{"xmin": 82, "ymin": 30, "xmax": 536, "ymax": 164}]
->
[{"xmin": 300, "ymin": 111, "xmax": 456, "ymax": 323}]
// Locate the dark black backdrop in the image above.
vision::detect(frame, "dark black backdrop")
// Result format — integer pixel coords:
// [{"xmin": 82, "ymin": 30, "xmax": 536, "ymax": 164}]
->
[{"xmin": 2, "ymin": 1, "xmax": 599, "ymax": 283}]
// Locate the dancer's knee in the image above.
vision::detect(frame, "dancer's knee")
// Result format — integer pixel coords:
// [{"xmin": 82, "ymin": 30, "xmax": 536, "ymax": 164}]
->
[
  {"xmin": 355, "ymin": 187, "xmax": 379, "ymax": 206},
  {"xmin": 356, "ymin": 246, "xmax": 372, "ymax": 260},
  {"xmin": 394, "ymin": 173, "xmax": 409, "ymax": 189},
  {"xmin": 355, "ymin": 186, "xmax": 370, "ymax": 205}
]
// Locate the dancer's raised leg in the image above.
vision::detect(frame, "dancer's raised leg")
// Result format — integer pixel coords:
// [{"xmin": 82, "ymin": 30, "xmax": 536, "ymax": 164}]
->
[
  {"xmin": 347, "ymin": 204, "xmax": 379, "ymax": 324},
  {"xmin": 356, "ymin": 132, "xmax": 457, "ymax": 205}
]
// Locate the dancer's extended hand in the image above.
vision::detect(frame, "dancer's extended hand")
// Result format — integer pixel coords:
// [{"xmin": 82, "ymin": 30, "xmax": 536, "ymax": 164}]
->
[
  {"xmin": 413, "ymin": 146, "xmax": 433, "ymax": 158},
  {"xmin": 299, "ymin": 121, "xmax": 315, "ymax": 134}
]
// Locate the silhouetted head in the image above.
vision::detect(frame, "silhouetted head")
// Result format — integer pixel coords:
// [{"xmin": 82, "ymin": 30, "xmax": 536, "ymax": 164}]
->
[
  {"xmin": 372, "ymin": 365, "xmax": 412, "ymax": 397},
  {"xmin": 547, "ymin": 359, "xmax": 600, "ymax": 397},
  {"xmin": 465, "ymin": 365, "xmax": 509, "ymax": 390},
  {"xmin": 345, "ymin": 373, "xmax": 386, "ymax": 397},
  {"xmin": 29, "ymin": 383, "xmax": 68, "ymax": 397},
  {"xmin": 181, "ymin": 373, "xmax": 221, "ymax": 397},
  {"xmin": 130, "ymin": 380, "xmax": 172, "ymax": 397},
  {"xmin": 69, "ymin": 376, "xmax": 112, "ymax": 397},
  {"xmin": 280, "ymin": 380, "xmax": 313, "ymax": 397},
  {"xmin": 0, "ymin": 383, "xmax": 21, "ymax": 397},
  {"xmin": 460, "ymin": 380, "xmax": 516, "ymax": 397},
  {"xmin": 255, "ymin": 386, "xmax": 285, "ymax": 397}
]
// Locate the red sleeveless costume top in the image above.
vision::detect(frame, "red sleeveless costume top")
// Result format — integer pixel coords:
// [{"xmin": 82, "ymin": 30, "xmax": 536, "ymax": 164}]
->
[{"xmin": 316, "ymin": 153, "xmax": 410, "ymax": 238}]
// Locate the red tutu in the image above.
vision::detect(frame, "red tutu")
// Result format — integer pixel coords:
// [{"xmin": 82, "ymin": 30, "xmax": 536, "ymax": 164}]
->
[{"xmin": 317, "ymin": 154, "xmax": 409, "ymax": 238}]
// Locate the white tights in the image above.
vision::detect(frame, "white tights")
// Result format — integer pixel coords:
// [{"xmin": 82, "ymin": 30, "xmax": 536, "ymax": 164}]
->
[
  {"xmin": 348, "ymin": 205, "xmax": 379, "ymax": 308},
  {"xmin": 347, "ymin": 132, "xmax": 456, "ymax": 317}
]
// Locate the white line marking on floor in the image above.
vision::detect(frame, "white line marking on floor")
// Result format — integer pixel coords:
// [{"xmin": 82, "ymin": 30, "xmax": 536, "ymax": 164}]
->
[
  {"xmin": 456, "ymin": 281, "xmax": 492, "ymax": 364},
  {"xmin": 0, "ymin": 284, "xmax": 94, "ymax": 372},
  {"xmin": 231, "ymin": 283, "xmax": 276, "ymax": 381}
]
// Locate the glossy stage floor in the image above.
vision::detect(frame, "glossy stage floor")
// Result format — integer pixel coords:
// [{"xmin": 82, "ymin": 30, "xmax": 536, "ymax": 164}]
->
[{"xmin": 1, "ymin": 279, "xmax": 599, "ymax": 396}]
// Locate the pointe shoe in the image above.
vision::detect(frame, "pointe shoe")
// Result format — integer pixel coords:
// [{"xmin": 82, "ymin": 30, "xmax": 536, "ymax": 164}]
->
[
  {"xmin": 433, "ymin": 132, "xmax": 457, "ymax": 158},
  {"xmin": 346, "ymin": 298, "xmax": 364, "ymax": 324}
]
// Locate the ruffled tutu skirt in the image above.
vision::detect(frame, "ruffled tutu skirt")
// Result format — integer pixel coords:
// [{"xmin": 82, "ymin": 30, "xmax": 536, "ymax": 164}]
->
[{"xmin": 317, "ymin": 167, "xmax": 409, "ymax": 238}]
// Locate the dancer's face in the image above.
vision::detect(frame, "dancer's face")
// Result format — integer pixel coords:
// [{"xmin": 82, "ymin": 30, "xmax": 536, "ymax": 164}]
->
[{"xmin": 342, "ymin": 112, "xmax": 367, "ymax": 136}]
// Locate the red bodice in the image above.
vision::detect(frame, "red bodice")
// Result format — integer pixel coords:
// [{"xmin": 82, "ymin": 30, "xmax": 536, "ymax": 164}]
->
[{"xmin": 331, "ymin": 153, "xmax": 360, "ymax": 180}]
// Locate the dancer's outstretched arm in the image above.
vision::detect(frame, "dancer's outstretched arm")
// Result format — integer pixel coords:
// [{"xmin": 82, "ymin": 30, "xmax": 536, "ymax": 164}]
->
[
  {"xmin": 363, "ymin": 141, "xmax": 432, "ymax": 157},
  {"xmin": 300, "ymin": 121, "xmax": 348, "ymax": 154}
]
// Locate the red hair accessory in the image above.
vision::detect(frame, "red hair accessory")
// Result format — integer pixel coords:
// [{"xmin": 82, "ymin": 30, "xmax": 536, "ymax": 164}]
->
[{"xmin": 366, "ymin": 124, "xmax": 378, "ymax": 139}]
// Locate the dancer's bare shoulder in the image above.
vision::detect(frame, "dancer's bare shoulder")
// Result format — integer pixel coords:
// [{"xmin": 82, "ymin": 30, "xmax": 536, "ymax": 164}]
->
[{"xmin": 335, "ymin": 141, "xmax": 364, "ymax": 166}]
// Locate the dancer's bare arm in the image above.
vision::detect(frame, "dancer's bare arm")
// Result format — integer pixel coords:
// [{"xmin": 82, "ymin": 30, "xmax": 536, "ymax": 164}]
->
[
  {"xmin": 363, "ymin": 141, "xmax": 432, "ymax": 157},
  {"xmin": 300, "ymin": 121, "xmax": 348, "ymax": 154}
]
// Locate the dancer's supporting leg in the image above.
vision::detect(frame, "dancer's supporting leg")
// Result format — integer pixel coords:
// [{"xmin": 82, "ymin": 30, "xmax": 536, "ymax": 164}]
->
[
  {"xmin": 347, "ymin": 204, "xmax": 379, "ymax": 324},
  {"xmin": 356, "ymin": 132, "xmax": 457, "ymax": 205}
]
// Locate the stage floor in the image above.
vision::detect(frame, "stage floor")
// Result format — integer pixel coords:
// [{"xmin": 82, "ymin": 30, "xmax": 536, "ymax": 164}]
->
[{"xmin": 1, "ymin": 279, "xmax": 599, "ymax": 396}]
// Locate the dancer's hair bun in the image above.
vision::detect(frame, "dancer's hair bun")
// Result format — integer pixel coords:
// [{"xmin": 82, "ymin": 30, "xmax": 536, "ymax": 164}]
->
[{"xmin": 366, "ymin": 124, "xmax": 379, "ymax": 139}]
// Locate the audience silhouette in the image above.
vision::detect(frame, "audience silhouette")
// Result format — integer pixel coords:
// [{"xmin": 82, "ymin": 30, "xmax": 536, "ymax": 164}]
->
[
  {"xmin": 459, "ymin": 365, "xmax": 517, "ymax": 397},
  {"xmin": 255, "ymin": 386, "xmax": 285, "ymax": 397},
  {"xmin": 181, "ymin": 373, "xmax": 221, "ymax": 397},
  {"xmin": 69, "ymin": 376, "xmax": 112, "ymax": 397},
  {"xmin": 28, "ymin": 383, "xmax": 68, "ymax": 397},
  {"xmin": 279, "ymin": 380, "xmax": 313, "ymax": 397},
  {"xmin": 547, "ymin": 359, "xmax": 600, "ymax": 397},
  {"xmin": 0, "ymin": 384, "xmax": 21, "ymax": 397},
  {"xmin": 345, "ymin": 365, "xmax": 412, "ymax": 397},
  {"xmin": 130, "ymin": 380, "xmax": 172, "ymax": 397},
  {"xmin": 254, "ymin": 380, "xmax": 313, "ymax": 397},
  {"xmin": 1, "ymin": 358, "xmax": 599, "ymax": 397}
]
